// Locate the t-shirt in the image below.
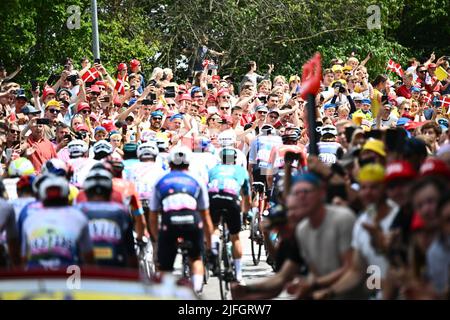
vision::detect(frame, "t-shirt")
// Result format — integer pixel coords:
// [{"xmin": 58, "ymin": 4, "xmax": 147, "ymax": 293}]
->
[
  {"xmin": 295, "ymin": 205, "xmax": 356, "ymax": 277},
  {"xmin": 19, "ymin": 204, "xmax": 92, "ymax": 269},
  {"xmin": 351, "ymin": 200, "xmax": 399, "ymax": 278},
  {"xmin": 77, "ymin": 202, "xmax": 135, "ymax": 267},
  {"xmin": 26, "ymin": 136, "xmax": 58, "ymax": 173}
]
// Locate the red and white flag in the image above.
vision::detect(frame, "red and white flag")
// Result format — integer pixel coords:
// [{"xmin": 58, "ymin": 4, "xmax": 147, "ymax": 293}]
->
[
  {"xmin": 81, "ymin": 67, "xmax": 100, "ymax": 82},
  {"xmin": 439, "ymin": 96, "xmax": 450, "ymax": 109},
  {"xmin": 115, "ymin": 78, "xmax": 125, "ymax": 95},
  {"xmin": 423, "ymin": 92, "xmax": 432, "ymax": 104},
  {"xmin": 387, "ymin": 59, "xmax": 404, "ymax": 77}
]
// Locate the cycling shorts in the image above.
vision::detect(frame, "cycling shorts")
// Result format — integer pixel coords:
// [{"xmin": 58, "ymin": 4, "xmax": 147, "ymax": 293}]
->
[
  {"xmin": 157, "ymin": 210, "xmax": 204, "ymax": 271},
  {"xmin": 209, "ymin": 193, "xmax": 241, "ymax": 235}
]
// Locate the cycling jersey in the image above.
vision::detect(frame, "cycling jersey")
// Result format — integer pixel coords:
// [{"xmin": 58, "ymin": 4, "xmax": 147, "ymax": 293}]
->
[
  {"xmin": 208, "ymin": 164, "xmax": 250, "ymax": 197},
  {"xmin": 189, "ymin": 152, "xmax": 218, "ymax": 186},
  {"xmin": 150, "ymin": 170, "xmax": 209, "ymax": 213},
  {"xmin": 268, "ymin": 144, "xmax": 307, "ymax": 170},
  {"xmin": 77, "ymin": 201, "xmax": 135, "ymax": 267},
  {"xmin": 249, "ymin": 135, "xmax": 283, "ymax": 169},
  {"xmin": 68, "ymin": 157, "xmax": 98, "ymax": 188},
  {"xmin": 19, "ymin": 204, "xmax": 92, "ymax": 270},
  {"xmin": 127, "ymin": 161, "xmax": 167, "ymax": 202},
  {"xmin": 216, "ymin": 147, "xmax": 247, "ymax": 168},
  {"xmin": 0, "ymin": 200, "xmax": 18, "ymax": 244},
  {"xmin": 317, "ymin": 141, "xmax": 343, "ymax": 165},
  {"xmin": 112, "ymin": 178, "xmax": 143, "ymax": 216}
]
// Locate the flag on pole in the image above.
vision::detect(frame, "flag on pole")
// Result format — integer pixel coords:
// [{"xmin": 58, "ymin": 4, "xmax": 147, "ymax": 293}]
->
[
  {"xmin": 81, "ymin": 67, "xmax": 100, "ymax": 82},
  {"xmin": 439, "ymin": 96, "xmax": 450, "ymax": 109},
  {"xmin": 387, "ymin": 59, "xmax": 404, "ymax": 77},
  {"xmin": 115, "ymin": 77, "xmax": 125, "ymax": 95}
]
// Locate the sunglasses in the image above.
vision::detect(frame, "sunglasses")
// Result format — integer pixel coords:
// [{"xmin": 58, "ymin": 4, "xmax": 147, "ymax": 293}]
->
[
  {"xmin": 48, "ymin": 108, "xmax": 60, "ymax": 114},
  {"xmin": 418, "ymin": 70, "xmax": 427, "ymax": 73},
  {"xmin": 167, "ymin": 103, "xmax": 176, "ymax": 107},
  {"xmin": 152, "ymin": 117, "xmax": 162, "ymax": 121},
  {"xmin": 77, "ymin": 131, "xmax": 89, "ymax": 138},
  {"xmin": 258, "ymin": 111, "xmax": 268, "ymax": 115},
  {"xmin": 221, "ymin": 96, "xmax": 231, "ymax": 99},
  {"xmin": 9, "ymin": 129, "xmax": 20, "ymax": 134},
  {"xmin": 81, "ymin": 109, "xmax": 91, "ymax": 114},
  {"xmin": 111, "ymin": 139, "xmax": 122, "ymax": 142},
  {"xmin": 403, "ymin": 108, "xmax": 411, "ymax": 111},
  {"xmin": 194, "ymin": 95, "xmax": 203, "ymax": 99},
  {"xmin": 220, "ymin": 107, "xmax": 230, "ymax": 110},
  {"xmin": 269, "ymin": 115, "xmax": 279, "ymax": 119}
]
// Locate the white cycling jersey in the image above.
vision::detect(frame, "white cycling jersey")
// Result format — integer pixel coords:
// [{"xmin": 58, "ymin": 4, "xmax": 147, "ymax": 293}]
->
[
  {"xmin": 68, "ymin": 157, "xmax": 98, "ymax": 188},
  {"xmin": 127, "ymin": 161, "xmax": 167, "ymax": 200}
]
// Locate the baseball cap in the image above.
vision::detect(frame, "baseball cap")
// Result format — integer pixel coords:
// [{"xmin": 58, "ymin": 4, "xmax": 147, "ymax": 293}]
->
[
  {"xmin": 151, "ymin": 110, "xmax": 164, "ymax": 118},
  {"xmin": 385, "ymin": 161, "xmax": 417, "ymax": 183},
  {"xmin": 353, "ymin": 93, "xmax": 363, "ymax": 101},
  {"xmin": 16, "ymin": 89, "xmax": 27, "ymax": 100},
  {"xmin": 42, "ymin": 87, "xmax": 56, "ymax": 100},
  {"xmin": 291, "ymin": 172, "xmax": 323, "ymax": 187},
  {"xmin": 223, "ymin": 75, "xmax": 234, "ymax": 82},
  {"xmin": 361, "ymin": 139, "xmax": 386, "ymax": 157},
  {"xmin": 437, "ymin": 118, "xmax": 449, "ymax": 132},
  {"xmin": 332, "ymin": 65, "xmax": 343, "ymax": 72},
  {"xmin": 220, "ymin": 115, "xmax": 233, "ymax": 124},
  {"xmin": 45, "ymin": 99, "xmax": 61, "ymax": 110},
  {"xmin": 130, "ymin": 59, "xmax": 140, "ymax": 68},
  {"xmin": 357, "ymin": 163, "xmax": 386, "ymax": 183},
  {"xmin": 90, "ymin": 85, "xmax": 101, "ymax": 94},
  {"xmin": 77, "ymin": 102, "xmax": 90, "ymax": 113},
  {"xmin": 361, "ymin": 99, "xmax": 371, "ymax": 105},
  {"xmin": 428, "ymin": 63, "xmax": 437, "ymax": 69},
  {"xmin": 75, "ymin": 124, "xmax": 89, "ymax": 132},
  {"xmin": 21, "ymin": 104, "xmax": 40, "ymax": 115},
  {"xmin": 324, "ymin": 103, "xmax": 336, "ymax": 110},
  {"xmin": 419, "ymin": 158, "xmax": 450, "ymax": 179},
  {"xmin": 179, "ymin": 93, "xmax": 192, "ymax": 101},
  {"xmin": 170, "ymin": 114, "xmax": 183, "ymax": 121},
  {"xmin": 396, "ymin": 117, "xmax": 411, "ymax": 127},
  {"xmin": 94, "ymin": 126, "xmax": 107, "ymax": 134},
  {"xmin": 255, "ymin": 105, "xmax": 269, "ymax": 113},
  {"xmin": 410, "ymin": 86, "xmax": 421, "ymax": 93},
  {"xmin": 58, "ymin": 88, "xmax": 72, "ymax": 98},
  {"xmin": 268, "ymin": 108, "xmax": 280, "ymax": 115},
  {"xmin": 217, "ymin": 88, "xmax": 230, "ymax": 97},
  {"xmin": 211, "ymin": 75, "xmax": 221, "ymax": 81},
  {"xmin": 117, "ymin": 63, "xmax": 127, "ymax": 71}
]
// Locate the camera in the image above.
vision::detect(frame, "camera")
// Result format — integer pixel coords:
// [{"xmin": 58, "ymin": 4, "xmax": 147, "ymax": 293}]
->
[
  {"xmin": 207, "ymin": 83, "xmax": 214, "ymax": 90},
  {"xmin": 67, "ymin": 74, "xmax": 79, "ymax": 87},
  {"xmin": 339, "ymin": 86, "xmax": 345, "ymax": 94},
  {"xmin": 63, "ymin": 134, "xmax": 72, "ymax": 142},
  {"xmin": 165, "ymin": 86, "xmax": 176, "ymax": 98},
  {"xmin": 36, "ymin": 118, "xmax": 50, "ymax": 125}
]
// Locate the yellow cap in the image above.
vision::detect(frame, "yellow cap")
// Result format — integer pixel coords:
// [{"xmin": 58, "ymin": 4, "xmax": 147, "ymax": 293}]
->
[
  {"xmin": 45, "ymin": 99, "xmax": 60, "ymax": 110},
  {"xmin": 357, "ymin": 163, "xmax": 385, "ymax": 183},
  {"xmin": 332, "ymin": 65, "xmax": 343, "ymax": 72},
  {"xmin": 343, "ymin": 65, "xmax": 353, "ymax": 72},
  {"xmin": 289, "ymin": 75, "xmax": 300, "ymax": 83},
  {"xmin": 362, "ymin": 139, "xmax": 386, "ymax": 157}
]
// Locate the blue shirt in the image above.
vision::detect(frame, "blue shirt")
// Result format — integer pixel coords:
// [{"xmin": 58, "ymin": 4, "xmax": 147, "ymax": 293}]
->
[{"xmin": 208, "ymin": 164, "xmax": 250, "ymax": 197}]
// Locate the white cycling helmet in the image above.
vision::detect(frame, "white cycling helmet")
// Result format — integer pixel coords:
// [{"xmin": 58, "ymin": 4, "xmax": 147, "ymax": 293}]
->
[
  {"xmin": 92, "ymin": 140, "xmax": 113, "ymax": 155},
  {"xmin": 38, "ymin": 175, "xmax": 70, "ymax": 202},
  {"xmin": 137, "ymin": 141, "xmax": 159, "ymax": 159},
  {"xmin": 83, "ymin": 168, "xmax": 113, "ymax": 192},
  {"xmin": 41, "ymin": 158, "xmax": 69, "ymax": 177},
  {"xmin": 156, "ymin": 136, "xmax": 169, "ymax": 151},
  {"xmin": 168, "ymin": 146, "xmax": 192, "ymax": 166},
  {"xmin": 68, "ymin": 139, "xmax": 88, "ymax": 158},
  {"xmin": 217, "ymin": 130, "xmax": 236, "ymax": 147},
  {"xmin": 8, "ymin": 157, "xmax": 35, "ymax": 177},
  {"xmin": 319, "ymin": 125, "xmax": 338, "ymax": 137}
]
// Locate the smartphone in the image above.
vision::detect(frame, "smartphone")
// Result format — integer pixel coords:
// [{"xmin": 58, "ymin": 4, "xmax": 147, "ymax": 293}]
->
[
  {"xmin": 5, "ymin": 148, "xmax": 13, "ymax": 162},
  {"xmin": 67, "ymin": 74, "xmax": 79, "ymax": 87},
  {"xmin": 101, "ymin": 96, "xmax": 110, "ymax": 103},
  {"xmin": 259, "ymin": 96, "xmax": 268, "ymax": 104},
  {"xmin": 207, "ymin": 83, "xmax": 214, "ymax": 90},
  {"xmin": 130, "ymin": 85, "xmax": 136, "ymax": 91},
  {"xmin": 36, "ymin": 118, "xmax": 51, "ymax": 125},
  {"xmin": 142, "ymin": 99, "xmax": 152, "ymax": 105},
  {"xmin": 149, "ymin": 93, "xmax": 157, "ymax": 101},
  {"xmin": 149, "ymin": 79, "xmax": 157, "ymax": 86},
  {"xmin": 46, "ymin": 74, "xmax": 59, "ymax": 86},
  {"xmin": 94, "ymin": 58, "xmax": 101, "ymax": 64},
  {"xmin": 165, "ymin": 86, "xmax": 176, "ymax": 98},
  {"xmin": 30, "ymin": 80, "xmax": 38, "ymax": 92}
]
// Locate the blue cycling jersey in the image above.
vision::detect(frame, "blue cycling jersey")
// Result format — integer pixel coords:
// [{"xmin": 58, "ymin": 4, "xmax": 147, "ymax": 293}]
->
[
  {"xmin": 150, "ymin": 170, "xmax": 209, "ymax": 213},
  {"xmin": 208, "ymin": 164, "xmax": 250, "ymax": 197}
]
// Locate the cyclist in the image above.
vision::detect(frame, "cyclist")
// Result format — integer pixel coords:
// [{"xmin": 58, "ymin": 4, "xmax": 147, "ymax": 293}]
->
[
  {"xmin": 155, "ymin": 136, "xmax": 171, "ymax": 171},
  {"xmin": 19, "ymin": 175, "xmax": 94, "ymax": 270},
  {"xmin": 92, "ymin": 139, "xmax": 114, "ymax": 161},
  {"xmin": 149, "ymin": 146, "xmax": 213, "ymax": 294},
  {"xmin": 41, "ymin": 158, "xmax": 79, "ymax": 204},
  {"xmin": 217, "ymin": 130, "xmax": 247, "ymax": 168},
  {"xmin": 190, "ymin": 137, "xmax": 218, "ymax": 186},
  {"xmin": 5, "ymin": 157, "xmax": 36, "ymax": 199},
  {"xmin": 67, "ymin": 139, "xmax": 97, "ymax": 188},
  {"xmin": 208, "ymin": 148, "xmax": 251, "ymax": 284},
  {"xmin": 77, "ymin": 168, "xmax": 137, "ymax": 268},
  {"xmin": 129, "ymin": 142, "xmax": 167, "ymax": 238},
  {"xmin": 0, "ymin": 178, "xmax": 20, "ymax": 267}
]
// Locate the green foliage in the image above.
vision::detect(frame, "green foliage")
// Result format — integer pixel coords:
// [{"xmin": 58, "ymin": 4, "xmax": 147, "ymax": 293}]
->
[{"xmin": 0, "ymin": 0, "xmax": 448, "ymax": 85}]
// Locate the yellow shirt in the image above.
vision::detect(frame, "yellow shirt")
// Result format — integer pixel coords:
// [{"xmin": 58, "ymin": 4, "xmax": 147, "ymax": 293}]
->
[{"xmin": 371, "ymin": 88, "xmax": 382, "ymax": 118}]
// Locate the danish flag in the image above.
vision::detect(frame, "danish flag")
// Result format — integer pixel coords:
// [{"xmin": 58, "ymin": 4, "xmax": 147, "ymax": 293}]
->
[
  {"xmin": 423, "ymin": 93, "xmax": 432, "ymax": 104},
  {"xmin": 439, "ymin": 96, "xmax": 450, "ymax": 109},
  {"xmin": 115, "ymin": 77, "xmax": 125, "ymax": 95},
  {"xmin": 81, "ymin": 67, "xmax": 100, "ymax": 82},
  {"xmin": 387, "ymin": 59, "xmax": 404, "ymax": 77}
]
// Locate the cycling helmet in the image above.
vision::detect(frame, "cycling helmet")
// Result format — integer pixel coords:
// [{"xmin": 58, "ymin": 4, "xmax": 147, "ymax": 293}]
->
[
  {"xmin": 282, "ymin": 132, "xmax": 300, "ymax": 144},
  {"xmin": 261, "ymin": 124, "xmax": 275, "ymax": 135},
  {"xmin": 168, "ymin": 146, "xmax": 192, "ymax": 166},
  {"xmin": 32, "ymin": 173, "xmax": 52, "ymax": 196},
  {"xmin": 196, "ymin": 136, "xmax": 211, "ymax": 152},
  {"xmin": 8, "ymin": 158, "xmax": 35, "ymax": 177},
  {"xmin": 219, "ymin": 148, "xmax": 237, "ymax": 165},
  {"xmin": 83, "ymin": 168, "xmax": 113, "ymax": 192},
  {"xmin": 217, "ymin": 130, "xmax": 236, "ymax": 147},
  {"xmin": 17, "ymin": 175, "xmax": 36, "ymax": 191},
  {"xmin": 68, "ymin": 139, "xmax": 88, "ymax": 158},
  {"xmin": 137, "ymin": 141, "xmax": 159, "ymax": 159},
  {"xmin": 38, "ymin": 175, "xmax": 70, "ymax": 202},
  {"xmin": 41, "ymin": 159, "xmax": 68, "ymax": 177},
  {"xmin": 320, "ymin": 125, "xmax": 338, "ymax": 137},
  {"xmin": 155, "ymin": 137, "xmax": 169, "ymax": 152},
  {"xmin": 93, "ymin": 140, "xmax": 113, "ymax": 155}
]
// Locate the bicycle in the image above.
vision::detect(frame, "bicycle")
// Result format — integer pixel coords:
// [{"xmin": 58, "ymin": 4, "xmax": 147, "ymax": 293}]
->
[
  {"xmin": 249, "ymin": 181, "xmax": 266, "ymax": 266},
  {"xmin": 216, "ymin": 209, "xmax": 235, "ymax": 300},
  {"xmin": 176, "ymin": 236, "xmax": 192, "ymax": 280},
  {"xmin": 135, "ymin": 234, "xmax": 156, "ymax": 281}
]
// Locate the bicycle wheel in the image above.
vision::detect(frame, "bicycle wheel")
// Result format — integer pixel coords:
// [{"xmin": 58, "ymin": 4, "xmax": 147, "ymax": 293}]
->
[
  {"xmin": 218, "ymin": 227, "xmax": 233, "ymax": 300},
  {"xmin": 202, "ymin": 252, "xmax": 210, "ymax": 284},
  {"xmin": 250, "ymin": 211, "xmax": 263, "ymax": 266}
]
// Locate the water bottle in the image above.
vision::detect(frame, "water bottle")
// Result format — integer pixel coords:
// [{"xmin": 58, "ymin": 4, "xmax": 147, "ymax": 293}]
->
[{"xmin": 226, "ymin": 242, "xmax": 233, "ymax": 259}]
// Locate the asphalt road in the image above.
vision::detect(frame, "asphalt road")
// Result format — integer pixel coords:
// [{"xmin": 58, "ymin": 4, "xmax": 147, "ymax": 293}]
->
[{"xmin": 173, "ymin": 229, "xmax": 292, "ymax": 300}]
